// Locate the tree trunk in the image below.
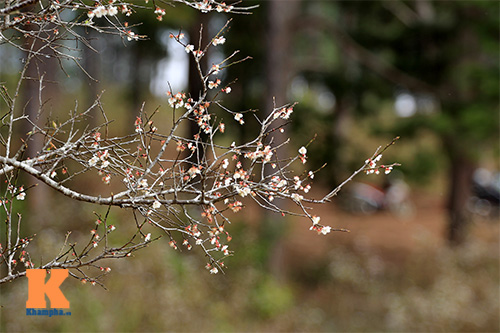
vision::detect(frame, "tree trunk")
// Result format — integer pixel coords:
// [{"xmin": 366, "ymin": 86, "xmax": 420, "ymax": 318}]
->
[
  {"xmin": 187, "ymin": 12, "xmax": 210, "ymax": 165},
  {"xmin": 20, "ymin": 20, "xmax": 59, "ymax": 226},
  {"xmin": 83, "ymin": 29, "xmax": 102, "ymax": 128},
  {"xmin": 446, "ymin": 147, "xmax": 475, "ymax": 245},
  {"xmin": 264, "ymin": 0, "xmax": 301, "ymax": 280}
]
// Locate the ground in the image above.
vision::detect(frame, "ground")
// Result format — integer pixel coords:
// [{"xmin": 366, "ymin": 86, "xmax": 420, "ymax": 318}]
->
[{"xmin": 282, "ymin": 188, "xmax": 499, "ymax": 268}]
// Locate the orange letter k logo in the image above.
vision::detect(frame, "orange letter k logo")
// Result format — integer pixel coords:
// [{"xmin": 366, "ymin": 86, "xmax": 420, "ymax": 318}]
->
[{"xmin": 26, "ymin": 269, "xmax": 70, "ymax": 309}]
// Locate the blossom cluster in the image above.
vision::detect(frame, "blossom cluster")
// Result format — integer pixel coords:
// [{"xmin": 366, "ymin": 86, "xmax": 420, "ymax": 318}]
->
[
  {"xmin": 365, "ymin": 154, "xmax": 393, "ymax": 175},
  {"xmin": 0, "ymin": 0, "xmax": 398, "ymax": 283},
  {"xmin": 88, "ymin": 149, "xmax": 112, "ymax": 185},
  {"xmin": 87, "ymin": 4, "xmax": 119, "ymax": 19},
  {"xmin": 194, "ymin": 1, "xmax": 234, "ymax": 13}
]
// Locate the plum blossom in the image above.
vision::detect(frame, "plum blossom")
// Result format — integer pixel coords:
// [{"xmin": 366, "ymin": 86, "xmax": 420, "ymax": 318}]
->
[
  {"xmin": 16, "ymin": 187, "xmax": 25, "ymax": 201},
  {"xmin": 212, "ymin": 36, "xmax": 226, "ymax": 46},
  {"xmin": 208, "ymin": 79, "xmax": 221, "ymax": 89},
  {"xmin": 188, "ymin": 166, "xmax": 201, "ymax": 178},
  {"xmin": 234, "ymin": 184, "xmax": 251, "ymax": 197},
  {"xmin": 88, "ymin": 156, "xmax": 99, "ymax": 167},
  {"xmin": 234, "ymin": 113, "xmax": 244, "ymax": 125},
  {"xmin": 100, "ymin": 150, "xmax": 109, "ymax": 161},
  {"xmin": 365, "ymin": 154, "xmax": 389, "ymax": 175},
  {"xmin": 291, "ymin": 193, "xmax": 303, "ymax": 202},
  {"xmin": 321, "ymin": 226, "xmax": 332, "ymax": 235},
  {"xmin": 126, "ymin": 31, "xmax": 138, "ymax": 41},
  {"xmin": 108, "ymin": 6, "xmax": 118, "ymax": 16},
  {"xmin": 168, "ymin": 92, "xmax": 185, "ymax": 108},
  {"xmin": 94, "ymin": 6, "xmax": 107, "ymax": 18},
  {"xmin": 310, "ymin": 224, "xmax": 331, "ymax": 235},
  {"xmin": 211, "ymin": 64, "xmax": 220, "ymax": 74},
  {"xmin": 228, "ymin": 201, "xmax": 243, "ymax": 212},
  {"xmin": 102, "ymin": 174, "xmax": 111, "ymax": 185},
  {"xmin": 154, "ymin": 7, "xmax": 166, "ymax": 20},
  {"xmin": 274, "ymin": 107, "xmax": 294, "ymax": 120}
]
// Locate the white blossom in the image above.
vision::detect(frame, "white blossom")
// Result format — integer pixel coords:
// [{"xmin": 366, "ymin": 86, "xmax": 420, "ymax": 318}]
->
[
  {"xmin": 212, "ymin": 36, "xmax": 226, "ymax": 46},
  {"xmin": 234, "ymin": 113, "xmax": 244, "ymax": 125},
  {"xmin": 108, "ymin": 6, "xmax": 118, "ymax": 16},
  {"xmin": 321, "ymin": 226, "xmax": 331, "ymax": 235},
  {"xmin": 291, "ymin": 193, "xmax": 303, "ymax": 202},
  {"xmin": 94, "ymin": 5, "xmax": 107, "ymax": 18},
  {"xmin": 88, "ymin": 156, "xmax": 99, "ymax": 167}
]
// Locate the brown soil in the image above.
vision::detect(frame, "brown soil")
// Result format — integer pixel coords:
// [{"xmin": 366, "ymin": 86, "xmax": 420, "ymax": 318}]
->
[{"xmin": 281, "ymin": 189, "xmax": 499, "ymax": 267}]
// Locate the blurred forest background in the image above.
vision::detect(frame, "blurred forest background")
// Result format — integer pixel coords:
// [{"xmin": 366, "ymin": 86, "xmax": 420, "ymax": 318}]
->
[{"xmin": 1, "ymin": 0, "xmax": 499, "ymax": 331}]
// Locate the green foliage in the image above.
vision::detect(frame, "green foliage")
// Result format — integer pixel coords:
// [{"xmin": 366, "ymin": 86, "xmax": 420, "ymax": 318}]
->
[{"xmin": 250, "ymin": 275, "xmax": 294, "ymax": 319}]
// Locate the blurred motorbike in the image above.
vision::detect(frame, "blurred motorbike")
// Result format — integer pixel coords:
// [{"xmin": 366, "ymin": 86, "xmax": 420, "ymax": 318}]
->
[
  {"xmin": 467, "ymin": 168, "xmax": 500, "ymax": 219},
  {"xmin": 340, "ymin": 176, "xmax": 415, "ymax": 218}
]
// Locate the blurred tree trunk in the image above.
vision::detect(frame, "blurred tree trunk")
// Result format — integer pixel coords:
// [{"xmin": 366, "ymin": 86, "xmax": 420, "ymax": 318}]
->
[
  {"xmin": 188, "ymin": 12, "xmax": 209, "ymax": 165},
  {"xmin": 264, "ymin": 0, "xmax": 301, "ymax": 280},
  {"xmin": 83, "ymin": 29, "xmax": 102, "ymax": 128},
  {"xmin": 264, "ymin": 1, "xmax": 300, "ymax": 115},
  {"xmin": 440, "ymin": 6, "xmax": 485, "ymax": 246},
  {"xmin": 21, "ymin": 19, "xmax": 59, "ymax": 225},
  {"xmin": 129, "ymin": 46, "xmax": 146, "ymax": 124},
  {"xmin": 446, "ymin": 148, "xmax": 475, "ymax": 245}
]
